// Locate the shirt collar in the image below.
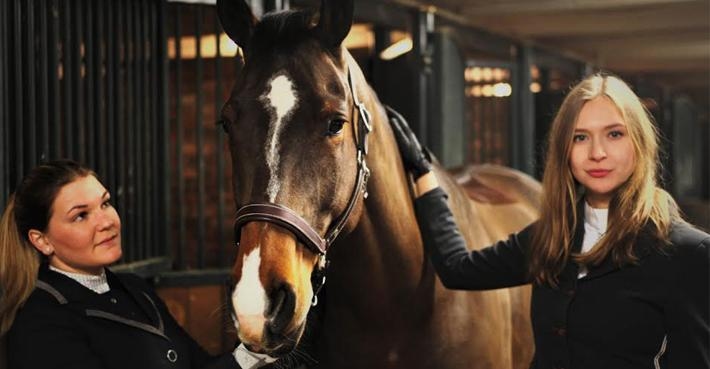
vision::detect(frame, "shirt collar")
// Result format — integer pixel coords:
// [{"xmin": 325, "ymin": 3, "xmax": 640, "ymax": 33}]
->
[
  {"xmin": 584, "ymin": 201, "xmax": 608, "ymax": 234},
  {"xmin": 48, "ymin": 265, "xmax": 110, "ymax": 294}
]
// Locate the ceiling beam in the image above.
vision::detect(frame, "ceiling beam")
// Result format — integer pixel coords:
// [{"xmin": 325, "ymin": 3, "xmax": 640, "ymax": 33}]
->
[
  {"xmin": 431, "ymin": 0, "xmax": 701, "ymax": 16},
  {"xmin": 609, "ymin": 59, "xmax": 710, "ymax": 72},
  {"xmin": 549, "ymin": 36, "xmax": 710, "ymax": 65},
  {"xmin": 462, "ymin": 2, "xmax": 708, "ymax": 37},
  {"xmin": 541, "ymin": 30, "xmax": 709, "ymax": 51}
]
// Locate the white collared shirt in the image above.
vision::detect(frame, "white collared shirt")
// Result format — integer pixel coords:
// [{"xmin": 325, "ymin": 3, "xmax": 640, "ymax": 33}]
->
[
  {"xmin": 578, "ymin": 202, "xmax": 608, "ymax": 278},
  {"xmin": 49, "ymin": 266, "xmax": 110, "ymax": 294}
]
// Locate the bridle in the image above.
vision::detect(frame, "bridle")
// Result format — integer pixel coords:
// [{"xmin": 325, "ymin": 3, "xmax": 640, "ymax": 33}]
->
[{"xmin": 233, "ymin": 63, "xmax": 372, "ymax": 303}]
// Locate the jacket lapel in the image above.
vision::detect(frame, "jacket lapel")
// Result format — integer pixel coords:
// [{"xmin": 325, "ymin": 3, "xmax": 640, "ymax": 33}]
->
[
  {"xmin": 37, "ymin": 264, "xmax": 168, "ymax": 341},
  {"xmin": 580, "ymin": 223, "xmax": 657, "ymax": 281},
  {"xmin": 105, "ymin": 270, "xmax": 164, "ymax": 329},
  {"xmin": 84, "ymin": 309, "xmax": 168, "ymax": 340},
  {"xmin": 557, "ymin": 203, "xmax": 586, "ymax": 289}
]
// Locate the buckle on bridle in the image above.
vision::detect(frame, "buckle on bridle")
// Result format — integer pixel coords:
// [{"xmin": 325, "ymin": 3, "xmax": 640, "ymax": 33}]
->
[{"xmin": 356, "ymin": 103, "xmax": 372, "ymax": 155}]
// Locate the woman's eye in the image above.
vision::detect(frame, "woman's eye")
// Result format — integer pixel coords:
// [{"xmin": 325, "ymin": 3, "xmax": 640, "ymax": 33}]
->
[
  {"xmin": 326, "ymin": 119, "xmax": 346, "ymax": 136},
  {"xmin": 609, "ymin": 130, "xmax": 624, "ymax": 138},
  {"xmin": 573, "ymin": 134, "xmax": 587, "ymax": 142},
  {"xmin": 73, "ymin": 212, "xmax": 87, "ymax": 222},
  {"xmin": 101, "ymin": 200, "xmax": 112, "ymax": 209}
]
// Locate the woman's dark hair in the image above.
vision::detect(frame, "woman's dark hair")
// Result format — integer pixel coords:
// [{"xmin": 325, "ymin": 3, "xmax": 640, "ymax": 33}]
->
[
  {"xmin": 0, "ymin": 159, "xmax": 94, "ymax": 335},
  {"xmin": 13, "ymin": 159, "xmax": 95, "ymax": 238}
]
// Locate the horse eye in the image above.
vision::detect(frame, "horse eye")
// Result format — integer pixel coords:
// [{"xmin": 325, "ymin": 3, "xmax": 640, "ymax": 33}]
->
[
  {"xmin": 217, "ymin": 119, "xmax": 230, "ymax": 133},
  {"xmin": 326, "ymin": 119, "xmax": 346, "ymax": 136}
]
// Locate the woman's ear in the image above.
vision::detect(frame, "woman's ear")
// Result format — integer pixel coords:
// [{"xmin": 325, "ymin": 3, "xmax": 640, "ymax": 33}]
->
[{"xmin": 28, "ymin": 230, "xmax": 53, "ymax": 256}]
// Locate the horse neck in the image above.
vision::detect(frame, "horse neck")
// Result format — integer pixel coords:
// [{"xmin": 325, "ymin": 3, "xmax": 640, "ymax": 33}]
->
[{"xmin": 329, "ymin": 90, "xmax": 430, "ymax": 305}]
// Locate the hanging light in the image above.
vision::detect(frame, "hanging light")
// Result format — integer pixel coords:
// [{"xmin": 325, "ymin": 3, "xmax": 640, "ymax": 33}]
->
[{"xmin": 379, "ymin": 37, "xmax": 413, "ymax": 61}]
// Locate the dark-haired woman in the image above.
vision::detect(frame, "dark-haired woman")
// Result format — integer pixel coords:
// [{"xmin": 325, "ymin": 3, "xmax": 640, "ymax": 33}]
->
[{"xmin": 0, "ymin": 160, "xmax": 276, "ymax": 369}]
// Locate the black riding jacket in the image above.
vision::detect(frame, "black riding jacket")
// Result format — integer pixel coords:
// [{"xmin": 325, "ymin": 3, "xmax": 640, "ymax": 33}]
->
[
  {"xmin": 7, "ymin": 264, "xmax": 239, "ymax": 369},
  {"xmin": 415, "ymin": 187, "xmax": 709, "ymax": 369}
]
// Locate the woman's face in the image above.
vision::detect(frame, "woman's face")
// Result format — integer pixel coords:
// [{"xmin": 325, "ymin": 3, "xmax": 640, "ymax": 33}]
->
[
  {"xmin": 32, "ymin": 175, "xmax": 122, "ymax": 275},
  {"xmin": 569, "ymin": 96, "xmax": 636, "ymax": 208}
]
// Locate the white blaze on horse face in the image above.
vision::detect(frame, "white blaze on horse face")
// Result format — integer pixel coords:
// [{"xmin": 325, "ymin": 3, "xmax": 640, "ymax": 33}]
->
[
  {"xmin": 232, "ymin": 246, "xmax": 267, "ymax": 329},
  {"xmin": 261, "ymin": 73, "xmax": 298, "ymax": 202}
]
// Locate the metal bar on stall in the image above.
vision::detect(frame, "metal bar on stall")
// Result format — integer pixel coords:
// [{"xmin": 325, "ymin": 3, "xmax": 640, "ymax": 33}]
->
[
  {"xmin": 24, "ymin": 0, "xmax": 37, "ymax": 169},
  {"xmin": 85, "ymin": 0, "xmax": 95, "ymax": 169},
  {"xmin": 174, "ymin": 4, "xmax": 186, "ymax": 269},
  {"xmin": 134, "ymin": 0, "xmax": 146, "ymax": 261},
  {"xmin": 128, "ymin": 0, "xmax": 139, "ymax": 262},
  {"xmin": 158, "ymin": 0, "xmax": 171, "ymax": 264},
  {"xmin": 0, "ymin": 0, "xmax": 6, "ymax": 205},
  {"xmin": 61, "ymin": 0, "xmax": 73, "ymax": 158},
  {"xmin": 484, "ymin": 98, "xmax": 492, "ymax": 163},
  {"xmin": 13, "ymin": 0, "xmax": 25, "ymax": 179},
  {"xmin": 148, "ymin": 0, "xmax": 159, "ymax": 258},
  {"xmin": 195, "ymin": 4, "xmax": 206, "ymax": 268},
  {"xmin": 413, "ymin": 7, "xmax": 433, "ymax": 146},
  {"xmin": 106, "ymin": 0, "xmax": 116, "ymax": 203},
  {"xmin": 71, "ymin": 0, "xmax": 84, "ymax": 163},
  {"xmin": 475, "ymin": 94, "xmax": 483, "ymax": 163},
  {"xmin": 47, "ymin": 0, "xmax": 62, "ymax": 158},
  {"xmin": 94, "ymin": 0, "xmax": 106, "ymax": 178},
  {"xmin": 215, "ymin": 17, "xmax": 226, "ymax": 266},
  {"xmin": 141, "ymin": 0, "xmax": 152, "ymax": 259},
  {"xmin": 48, "ymin": 0, "xmax": 61, "ymax": 159},
  {"xmin": 116, "ymin": 0, "xmax": 128, "ymax": 261},
  {"xmin": 511, "ymin": 45, "xmax": 535, "ymax": 175},
  {"xmin": 38, "ymin": 0, "xmax": 50, "ymax": 162}
]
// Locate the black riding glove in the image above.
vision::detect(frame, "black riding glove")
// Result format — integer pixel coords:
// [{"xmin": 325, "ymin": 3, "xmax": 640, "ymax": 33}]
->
[{"xmin": 386, "ymin": 105, "xmax": 432, "ymax": 180}]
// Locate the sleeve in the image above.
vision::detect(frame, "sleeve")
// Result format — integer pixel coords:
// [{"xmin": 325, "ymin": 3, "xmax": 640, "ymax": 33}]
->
[
  {"xmin": 414, "ymin": 187, "xmax": 533, "ymax": 290},
  {"xmin": 7, "ymin": 303, "xmax": 108, "ymax": 369},
  {"xmin": 664, "ymin": 235, "xmax": 710, "ymax": 367}
]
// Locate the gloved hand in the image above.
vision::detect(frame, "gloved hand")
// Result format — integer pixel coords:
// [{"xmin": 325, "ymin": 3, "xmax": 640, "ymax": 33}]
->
[
  {"xmin": 386, "ymin": 106, "xmax": 432, "ymax": 180},
  {"xmin": 233, "ymin": 343, "xmax": 277, "ymax": 369}
]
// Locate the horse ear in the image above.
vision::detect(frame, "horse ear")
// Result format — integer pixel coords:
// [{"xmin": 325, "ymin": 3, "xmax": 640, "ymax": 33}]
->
[
  {"xmin": 315, "ymin": 0, "xmax": 354, "ymax": 51},
  {"xmin": 217, "ymin": 0, "xmax": 257, "ymax": 52}
]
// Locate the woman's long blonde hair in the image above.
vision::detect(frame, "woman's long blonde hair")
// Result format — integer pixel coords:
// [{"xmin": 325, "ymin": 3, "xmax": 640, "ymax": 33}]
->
[
  {"xmin": 0, "ymin": 160, "xmax": 93, "ymax": 335},
  {"xmin": 529, "ymin": 73, "xmax": 680, "ymax": 286}
]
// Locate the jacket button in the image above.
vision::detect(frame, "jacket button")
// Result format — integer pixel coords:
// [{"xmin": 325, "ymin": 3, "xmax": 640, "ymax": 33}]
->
[
  {"xmin": 166, "ymin": 349, "xmax": 178, "ymax": 363},
  {"xmin": 110, "ymin": 297, "xmax": 118, "ymax": 304}
]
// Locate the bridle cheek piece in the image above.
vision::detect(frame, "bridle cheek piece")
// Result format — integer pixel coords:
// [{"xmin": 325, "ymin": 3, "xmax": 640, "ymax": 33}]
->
[{"xmin": 232, "ymin": 64, "xmax": 372, "ymax": 303}]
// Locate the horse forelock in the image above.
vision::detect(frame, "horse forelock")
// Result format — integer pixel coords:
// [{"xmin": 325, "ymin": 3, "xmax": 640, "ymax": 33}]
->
[{"xmin": 249, "ymin": 9, "xmax": 317, "ymax": 55}]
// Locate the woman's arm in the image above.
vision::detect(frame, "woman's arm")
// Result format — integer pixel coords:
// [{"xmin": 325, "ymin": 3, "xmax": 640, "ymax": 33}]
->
[
  {"xmin": 414, "ymin": 184, "xmax": 532, "ymax": 290},
  {"xmin": 388, "ymin": 108, "xmax": 531, "ymax": 290}
]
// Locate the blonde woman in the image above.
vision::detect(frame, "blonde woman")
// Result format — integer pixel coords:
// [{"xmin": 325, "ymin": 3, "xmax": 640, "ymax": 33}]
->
[
  {"xmin": 0, "ymin": 160, "xmax": 276, "ymax": 369},
  {"xmin": 390, "ymin": 74, "xmax": 709, "ymax": 368}
]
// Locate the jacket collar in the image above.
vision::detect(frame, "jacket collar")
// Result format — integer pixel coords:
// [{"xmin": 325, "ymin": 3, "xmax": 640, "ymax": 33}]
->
[
  {"xmin": 579, "ymin": 220, "xmax": 659, "ymax": 281},
  {"xmin": 556, "ymin": 202, "xmax": 586, "ymax": 288},
  {"xmin": 37, "ymin": 263, "xmax": 167, "ymax": 340}
]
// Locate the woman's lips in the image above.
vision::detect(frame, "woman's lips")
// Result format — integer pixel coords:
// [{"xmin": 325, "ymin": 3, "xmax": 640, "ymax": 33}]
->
[
  {"xmin": 97, "ymin": 234, "xmax": 118, "ymax": 246},
  {"xmin": 587, "ymin": 169, "xmax": 611, "ymax": 178}
]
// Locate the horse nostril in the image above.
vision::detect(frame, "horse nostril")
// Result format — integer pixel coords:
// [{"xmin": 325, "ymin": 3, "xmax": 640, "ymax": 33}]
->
[{"xmin": 267, "ymin": 284, "xmax": 296, "ymax": 335}]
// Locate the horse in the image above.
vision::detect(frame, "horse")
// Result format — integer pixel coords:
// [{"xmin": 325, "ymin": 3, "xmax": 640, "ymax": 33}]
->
[{"xmin": 216, "ymin": 0, "xmax": 540, "ymax": 367}]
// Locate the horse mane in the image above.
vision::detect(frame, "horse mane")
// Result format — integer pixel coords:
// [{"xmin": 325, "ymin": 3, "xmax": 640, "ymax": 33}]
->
[{"xmin": 250, "ymin": 9, "xmax": 318, "ymax": 55}]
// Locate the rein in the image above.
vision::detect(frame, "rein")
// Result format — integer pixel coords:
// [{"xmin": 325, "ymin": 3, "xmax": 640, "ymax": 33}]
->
[{"xmin": 233, "ymin": 63, "xmax": 372, "ymax": 303}]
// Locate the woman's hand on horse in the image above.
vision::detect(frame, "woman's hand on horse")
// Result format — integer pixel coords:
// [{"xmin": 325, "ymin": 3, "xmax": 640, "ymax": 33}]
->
[{"xmin": 386, "ymin": 106, "xmax": 432, "ymax": 180}]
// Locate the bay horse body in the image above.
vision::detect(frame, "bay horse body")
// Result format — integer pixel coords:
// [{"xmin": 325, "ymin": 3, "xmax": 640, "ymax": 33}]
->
[{"xmin": 217, "ymin": 1, "xmax": 539, "ymax": 367}]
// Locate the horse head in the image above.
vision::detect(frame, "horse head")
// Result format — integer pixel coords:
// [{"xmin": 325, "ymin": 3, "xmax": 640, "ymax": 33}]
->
[{"xmin": 217, "ymin": 0, "xmax": 371, "ymax": 355}]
